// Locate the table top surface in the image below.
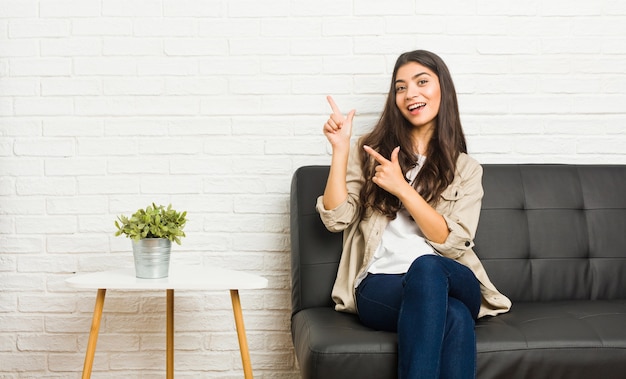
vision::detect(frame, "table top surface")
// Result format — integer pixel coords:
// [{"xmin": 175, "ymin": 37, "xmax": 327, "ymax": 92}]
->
[{"xmin": 65, "ymin": 265, "xmax": 268, "ymax": 291}]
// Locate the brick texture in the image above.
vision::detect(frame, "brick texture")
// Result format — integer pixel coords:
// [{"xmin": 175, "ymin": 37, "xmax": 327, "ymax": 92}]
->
[{"xmin": 1, "ymin": 0, "xmax": 625, "ymax": 378}]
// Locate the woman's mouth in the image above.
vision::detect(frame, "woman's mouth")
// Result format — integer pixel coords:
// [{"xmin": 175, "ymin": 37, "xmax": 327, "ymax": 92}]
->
[{"xmin": 408, "ymin": 102, "xmax": 426, "ymax": 113}]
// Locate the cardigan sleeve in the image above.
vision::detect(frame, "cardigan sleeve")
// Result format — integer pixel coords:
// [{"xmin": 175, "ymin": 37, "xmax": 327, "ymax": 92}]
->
[{"xmin": 428, "ymin": 156, "xmax": 484, "ymax": 259}]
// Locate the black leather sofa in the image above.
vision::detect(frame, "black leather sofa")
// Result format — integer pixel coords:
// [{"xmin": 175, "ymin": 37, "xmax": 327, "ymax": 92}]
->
[{"xmin": 290, "ymin": 164, "xmax": 626, "ymax": 379}]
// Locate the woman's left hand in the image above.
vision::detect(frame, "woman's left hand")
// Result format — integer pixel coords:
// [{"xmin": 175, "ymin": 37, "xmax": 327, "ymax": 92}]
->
[{"xmin": 363, "ymin": 145, "xmax": 411, "ymax": 198}]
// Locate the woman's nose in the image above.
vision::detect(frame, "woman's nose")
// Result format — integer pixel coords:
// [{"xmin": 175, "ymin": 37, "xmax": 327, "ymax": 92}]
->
[{"xmin": 405, "ymin": 83, "xmax": 419, "ymax": 99}]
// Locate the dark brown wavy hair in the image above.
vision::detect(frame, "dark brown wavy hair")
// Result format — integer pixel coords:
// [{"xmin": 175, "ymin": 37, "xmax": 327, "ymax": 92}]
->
[{"xmin": 359, "ymin": 50, "xmax": 467, "ymax": 218}]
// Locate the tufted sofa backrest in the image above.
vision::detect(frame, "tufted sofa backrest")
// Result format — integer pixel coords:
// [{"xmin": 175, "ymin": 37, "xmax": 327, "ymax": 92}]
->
[
  {"xmin": 290, "ymin": 165, "xmax": 626, "ymax": 315},
  {"xmin": 290, "ymin": 166, "xmax": 341, "ymax": 315},
  {"xmin": 476, "ymin": 165, "xmax": 626, "ymax": 302}
]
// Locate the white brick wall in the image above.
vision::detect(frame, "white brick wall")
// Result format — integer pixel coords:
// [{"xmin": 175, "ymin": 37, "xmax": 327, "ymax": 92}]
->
[{"xmin": 1, "ymin": 0, "xmax": 625, "ymax": 377}]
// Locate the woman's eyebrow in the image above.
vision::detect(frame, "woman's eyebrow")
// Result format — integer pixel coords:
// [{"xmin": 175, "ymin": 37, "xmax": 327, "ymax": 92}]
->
[{"xmin": 395, "ymin": 72, "xmax": 430, "ymax": 84}]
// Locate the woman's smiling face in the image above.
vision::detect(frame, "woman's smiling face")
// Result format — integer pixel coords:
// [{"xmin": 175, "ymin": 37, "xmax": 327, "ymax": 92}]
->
[{"xmin": 394, "ymin": 62, "xmax": 441, "ymax": 131}]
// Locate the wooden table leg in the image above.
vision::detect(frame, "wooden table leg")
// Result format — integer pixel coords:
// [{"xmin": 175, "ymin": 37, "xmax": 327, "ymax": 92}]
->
[
  {"xmin": 230, "ymin": 289, "xmax": 253, "ymax": 379},
  {"xmin": 82, "ymin": 288, "xmax": 106, "ymax": 379},
  {"xmin": 167, "ymin": 289, "xmax": 174, "ymax": 379}
]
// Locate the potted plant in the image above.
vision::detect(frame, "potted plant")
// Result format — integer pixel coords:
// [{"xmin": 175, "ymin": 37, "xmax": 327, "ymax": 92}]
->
[{"xmin": 115, "ymin": 203, "xmax": 187, "ymax": 278}]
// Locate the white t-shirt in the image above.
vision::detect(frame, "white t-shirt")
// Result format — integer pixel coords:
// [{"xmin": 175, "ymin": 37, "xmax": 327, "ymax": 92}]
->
[{"xmin": 362, "ymin": 155, "xmax": 435, "ymax": 280}]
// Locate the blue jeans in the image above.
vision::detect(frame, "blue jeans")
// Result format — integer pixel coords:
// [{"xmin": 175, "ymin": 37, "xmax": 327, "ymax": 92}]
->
[{"xmin": 356, "ymin": 255, "xmax": 481, "ymax": 379}]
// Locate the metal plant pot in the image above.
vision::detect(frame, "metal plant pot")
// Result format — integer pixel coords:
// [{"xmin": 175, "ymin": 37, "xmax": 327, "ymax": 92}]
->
[{"xmin": 132, "ymin": 238, "xmax": 172, "ymax": 279}]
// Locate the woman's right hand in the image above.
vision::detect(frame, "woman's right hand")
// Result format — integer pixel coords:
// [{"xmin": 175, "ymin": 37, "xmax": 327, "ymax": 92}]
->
[
  {"xmin": 323, "ymin": 96, "xmax": 356, "ymax": 151},
  {"xmin": 321, "ymin": 96, "xmax": 356, "ymax": 210}
]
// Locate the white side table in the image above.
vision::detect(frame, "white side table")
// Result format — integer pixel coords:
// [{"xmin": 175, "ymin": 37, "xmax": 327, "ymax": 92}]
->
[{"xmin": 66, "ymin": 265, "xmax": 268, "ymax": 379}]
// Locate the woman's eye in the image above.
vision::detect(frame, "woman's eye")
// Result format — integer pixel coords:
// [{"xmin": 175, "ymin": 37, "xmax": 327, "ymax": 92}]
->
[
  {"xmin": 396, "ymin": 86, "xmax": 406, "ymax": 92},
  {"xmin": 417, "ymin": 80, "xmax": 428, "ymax": 85}
]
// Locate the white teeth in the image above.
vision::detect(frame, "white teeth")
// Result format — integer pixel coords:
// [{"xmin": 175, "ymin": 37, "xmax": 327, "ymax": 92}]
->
[{"xmin": 408, "ymin": 103, "xmax": 425, "ymax": 111}]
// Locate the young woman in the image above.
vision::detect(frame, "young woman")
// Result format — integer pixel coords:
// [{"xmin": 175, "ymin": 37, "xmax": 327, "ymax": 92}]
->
[{"xmin": 316, "ymin": 50, "xmax": 511, "ymax": 379}]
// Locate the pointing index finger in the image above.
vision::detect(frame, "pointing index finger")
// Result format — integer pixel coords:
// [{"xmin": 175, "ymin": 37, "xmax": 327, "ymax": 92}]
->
[
  {"xmin": 363, "ymin": 145, "xmax": 389, "ymax": 164},
  {"xmin": 326, "ymin": 95, "xmax": 342, "ymax": 116}
]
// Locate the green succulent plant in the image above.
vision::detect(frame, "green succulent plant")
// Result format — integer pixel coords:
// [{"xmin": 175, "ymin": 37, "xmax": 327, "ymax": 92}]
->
[{"xmin": 115, "ymin": 203, "xmax": 187, "ymax": 245}]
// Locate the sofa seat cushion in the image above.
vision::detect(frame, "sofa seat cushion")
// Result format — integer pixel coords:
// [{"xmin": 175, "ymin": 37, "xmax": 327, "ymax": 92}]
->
[
  {"xmin": 477, "ymin": 300, "xmax": 626, "ymax": 378},
  {"xmin": 291, "ymin": 307, "xmax": 397, "ymax": 379},
  {"xmin": 292, "ymin": 300, "xmax": 626, "ymax": 379}
]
